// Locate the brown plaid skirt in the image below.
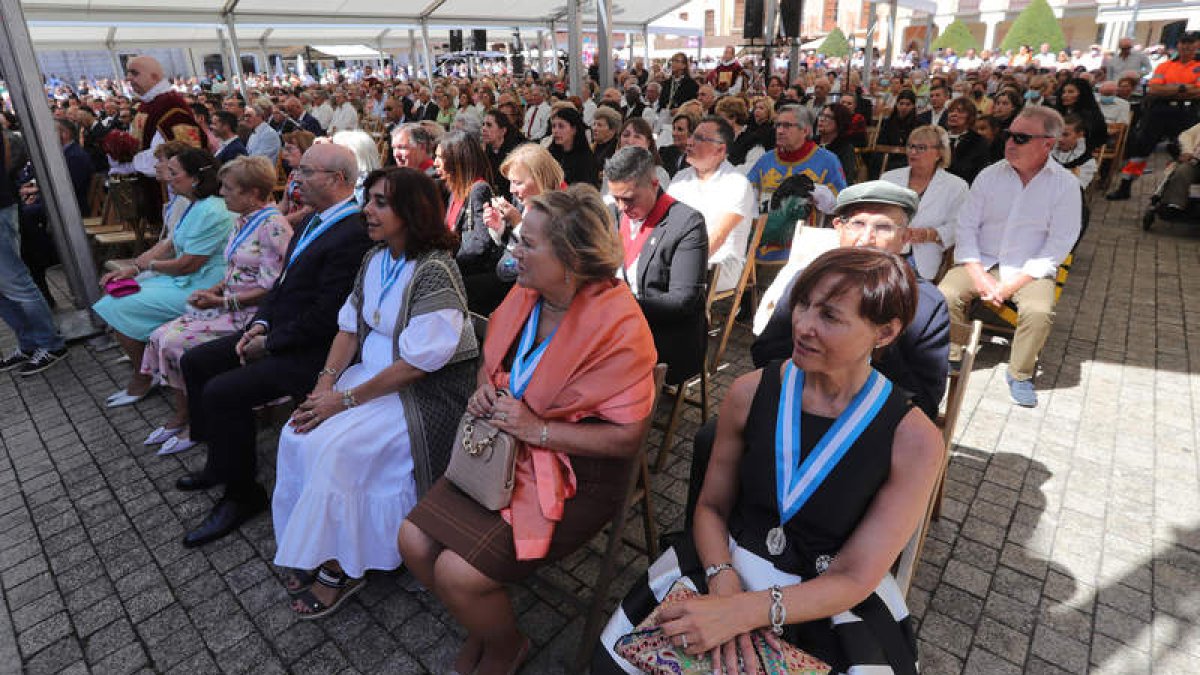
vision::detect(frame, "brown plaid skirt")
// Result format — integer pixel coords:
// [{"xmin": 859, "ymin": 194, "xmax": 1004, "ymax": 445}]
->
[{"xmin": 406, "ymin": 455, "xmax": 629, "ymax": 583}]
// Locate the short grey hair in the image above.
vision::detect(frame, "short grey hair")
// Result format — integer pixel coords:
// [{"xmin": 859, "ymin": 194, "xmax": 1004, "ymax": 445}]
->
[
  {"xmin": 453, "ymin": 110, "xmax": 483, "ymax": 140},
  {"xmin": 645, "ymin": 82, "xmax": 661, "ymax": 92},
  {"xmin": 776, "ymin": 105, "xmax": 815, "ymax": 131},
  {"xmin": 395, "ymin": 121, "xmax": 438, "ymax": 154},
  {"xmin": 603, "ymin": 146, "xmax": 657, "ymax": 185},
  {"xmin": 1016, "ymin": 105, "xmax": 1064, "ymax": 139}
]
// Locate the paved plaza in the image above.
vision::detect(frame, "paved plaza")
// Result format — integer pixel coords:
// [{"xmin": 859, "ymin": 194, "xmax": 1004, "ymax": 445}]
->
[{"xmin": 0, "ymin": 174, "xmax": 1198, "ymax": 674}]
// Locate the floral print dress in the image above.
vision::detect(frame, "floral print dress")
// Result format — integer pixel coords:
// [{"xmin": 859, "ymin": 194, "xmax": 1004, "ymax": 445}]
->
[{"xmin": 141, "ymin": 208, "xmax": 292, "ymax": 389}]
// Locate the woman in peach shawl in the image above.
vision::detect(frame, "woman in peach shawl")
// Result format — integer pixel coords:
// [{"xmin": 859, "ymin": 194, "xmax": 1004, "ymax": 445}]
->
[{"xmin": 400, "ymin": 184, "xmax": 658, "ymax": 675}]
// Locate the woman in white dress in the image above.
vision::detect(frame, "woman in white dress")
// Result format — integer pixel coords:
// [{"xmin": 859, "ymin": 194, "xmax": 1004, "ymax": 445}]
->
[
  {"xmin": 881, "ymin": 125, "xmax": 968, "ymax": 280},
  {"xmin": 272, "ymin": 166, "xmax": 479, "ymax": 619}
]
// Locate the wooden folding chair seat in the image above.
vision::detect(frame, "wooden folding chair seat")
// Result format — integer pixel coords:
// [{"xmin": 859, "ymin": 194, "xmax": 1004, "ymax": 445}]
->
[
  {"xmin": 86, "ymin": 173, "xmax": 107, "ymax": 217},
  {"xmin": 893, "ymin": 319, "xmax": 982, "ymax": 595},
  {"xmin": 91, "ymin": 175, "xmax": 151, "ymax": 253}
]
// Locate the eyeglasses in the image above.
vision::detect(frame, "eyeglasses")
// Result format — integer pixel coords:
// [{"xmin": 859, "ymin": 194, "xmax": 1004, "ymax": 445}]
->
[
  {"xmin": 690, "ymin": 134, "xmax": 723, "ymax": 145},
  {"xmin": 839, "ymin": 218, "xmax": 899, "ymax": 236},
  {"xmin": 1002, "ymin": 130, "xmax": 1055, "ymax": 145},
  {"xmin": 906, "ymin": 143, "xmax": 933, "ymax": 153},
  {"xmin": 775, "ymin": 121, "xmax": 801, "ymax": 130}
]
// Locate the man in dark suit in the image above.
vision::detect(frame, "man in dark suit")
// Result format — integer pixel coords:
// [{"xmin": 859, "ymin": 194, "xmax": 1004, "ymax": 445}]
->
[
  {"xmin": 916, "ymin": 84, "xmax": 952, "ymax": 129},
  {"xmin": 54, "ymin": 118, "xmax": 95, "ymax": 214},
  {"xmin": 176, "ymin": 144, "xmax": 372, "ymax": 547},
  {"xmin": 686, "ymin": 181, "xmax": 950, "ymax": 526},
  {"xmin": 280, "ymin": 97, "xmax": 324, "ymax": 136},
  {"xmin": 212, "ymin": 111, "xmax": 248, "ymax": 164},
  {"xmin": 604, "ymin": 147, "xmax": 708, "ymax": 385},
  {"xmin": 411, "ymin": 87, "xmax": 440, "ymax": 122}
]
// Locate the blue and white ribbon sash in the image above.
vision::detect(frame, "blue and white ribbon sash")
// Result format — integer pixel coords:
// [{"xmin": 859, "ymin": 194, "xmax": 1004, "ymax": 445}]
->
[
  {"xmin": 509, "ymin": 299, "xmax": 557, "ymax": 399},
  {"xmin": 285, "ymin": 200, "xmax": 358, "ymax": 270},
  {"xmin": 225, "ymin": 205, "xmax": 280, "ymax": 260},
  {"xmin": 775, "ymin": 361, "xmax": 892, "ymax": 524}
]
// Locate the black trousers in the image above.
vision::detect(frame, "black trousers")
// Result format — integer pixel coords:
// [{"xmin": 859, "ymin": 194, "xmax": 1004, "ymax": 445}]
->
[
  {"xmin": 180, "ymin": 334, "xmax": 318, "ymax": 499},
  {"xmin": 1129, "ymin": 103, "xmax": 1199, "ymax": 159}
]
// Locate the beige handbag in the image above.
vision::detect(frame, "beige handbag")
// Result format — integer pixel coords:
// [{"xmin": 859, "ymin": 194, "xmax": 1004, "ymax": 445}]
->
[{"xmin": 445, "ymin": 412, "xmax": 518, "ymax": 511}]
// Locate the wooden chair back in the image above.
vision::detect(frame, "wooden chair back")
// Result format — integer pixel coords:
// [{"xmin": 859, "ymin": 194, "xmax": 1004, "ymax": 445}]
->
[
  {"xmin": 573, "ymin": 363, "xmax": 669, "ymax": 672},
  {"xmin": 894, "ymin": 319, "xmax": 982, "ymax": 596},
  {"xmin": 709, "ymin": 214, "xmax": 767, "ymax": 370}
]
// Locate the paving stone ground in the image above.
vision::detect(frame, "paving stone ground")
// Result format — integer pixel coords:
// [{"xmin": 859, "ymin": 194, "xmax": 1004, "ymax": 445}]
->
[{"xmin": 1, "ymin": 164, "xmax": 1199, "ymax": 674}]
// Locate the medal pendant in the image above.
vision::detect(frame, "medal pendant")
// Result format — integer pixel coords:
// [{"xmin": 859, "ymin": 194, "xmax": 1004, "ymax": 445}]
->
[
  {"xmin": 766, "ymin": 526, "xmax": 787, "ymax": 556},
  {"xmin": 373, "ymin": 310, "xmax": 381, "ymax": 324}
]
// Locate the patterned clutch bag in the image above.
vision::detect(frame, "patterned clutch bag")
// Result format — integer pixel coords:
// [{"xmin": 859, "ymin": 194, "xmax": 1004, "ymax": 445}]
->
[{"xmin": 614, "ymin": 579, "xmax": 831, "ymax": 675}]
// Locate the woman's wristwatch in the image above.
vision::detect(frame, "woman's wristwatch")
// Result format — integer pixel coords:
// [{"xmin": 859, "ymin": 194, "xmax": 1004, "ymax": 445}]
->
[{"xmin": 342, "ymin": 388, "xmax": 358, "ymax": 409}]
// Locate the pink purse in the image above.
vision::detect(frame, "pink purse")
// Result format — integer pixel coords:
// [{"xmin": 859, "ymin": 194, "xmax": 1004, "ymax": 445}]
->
[{"xmin": 104, "ymin": 278, "xmax": 140, "ymax": 297}]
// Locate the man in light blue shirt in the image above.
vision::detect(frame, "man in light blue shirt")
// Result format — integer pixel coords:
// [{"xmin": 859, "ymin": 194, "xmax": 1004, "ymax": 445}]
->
[{"xmin": 243, "ymin": 102, "xmax": 280, "ymax": 163}]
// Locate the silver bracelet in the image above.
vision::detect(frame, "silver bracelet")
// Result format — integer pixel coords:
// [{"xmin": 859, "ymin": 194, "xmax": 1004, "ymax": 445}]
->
[
  {"xmin": 704, "ymin": 562, "xmax": 734, "ymax": 580},
  {"xmin": 539, "ymin": 422, "xmax": 549, "ymax": 446},
  {"xmin": 769, "ymin": 585, "xmax": 786, "ymax": 636},
  {"xmin": 318, "ymin": 367, "xmax": 340, "ymax": 378}
]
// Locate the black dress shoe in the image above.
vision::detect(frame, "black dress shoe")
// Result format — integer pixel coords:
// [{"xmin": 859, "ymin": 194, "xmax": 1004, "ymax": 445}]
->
[
  {"xmin": 182, "ymin": 494, "xmax": 267, "ymax": 548},
  {"xmin": 175, "ymin": 472, "xmax": 220, "ymax": 491}
]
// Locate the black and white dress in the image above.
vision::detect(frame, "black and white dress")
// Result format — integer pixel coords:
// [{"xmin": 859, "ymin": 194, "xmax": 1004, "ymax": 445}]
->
[{"xmin": 594, "ymin": 360, "xmax": 920, "ymax": 675}]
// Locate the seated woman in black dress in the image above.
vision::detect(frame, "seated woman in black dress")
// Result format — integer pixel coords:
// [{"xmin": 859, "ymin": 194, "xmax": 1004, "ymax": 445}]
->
[{"xmin": 595, "ymin": 246, "xmax": 943, "ymax": 675}]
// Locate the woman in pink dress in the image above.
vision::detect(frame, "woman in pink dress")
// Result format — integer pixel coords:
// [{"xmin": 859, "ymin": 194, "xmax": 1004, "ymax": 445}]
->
[{"xmin": 141, "ymin": 156, "xmax": 293, "ymax": 454}]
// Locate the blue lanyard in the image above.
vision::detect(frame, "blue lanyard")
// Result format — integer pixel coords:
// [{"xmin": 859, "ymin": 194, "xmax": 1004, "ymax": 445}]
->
[
  {"xmin": 225, "ymin": 206, "xmax": 279, "ymax": 260},
  {"xmin": 173, "ymin": 200, "xmax": 199, "ymax": 238},
  {"xmin": 374, "ymin": 250, "xmax": 409, "ymax": 313},
  {"xmin": 774, "ymin": 362, "xmax": 891, "ymax": 525},
  {"xmin": 509, "ymin": 299, "xmax": 558, "ymax": 399},
  {"xmin": 285, "ymin": 201, "xmax": 357, "ymax": 270}
]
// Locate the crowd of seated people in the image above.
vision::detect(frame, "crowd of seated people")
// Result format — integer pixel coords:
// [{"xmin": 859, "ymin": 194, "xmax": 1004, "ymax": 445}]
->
[{"xmin": 0, "ymin": 40, "xmax": 1139, "ymax": 670}]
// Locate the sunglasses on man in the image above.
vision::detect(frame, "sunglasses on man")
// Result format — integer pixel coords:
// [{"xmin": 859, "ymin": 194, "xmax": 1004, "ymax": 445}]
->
[{"xmin": 1002, "ymin": 130, "xmax": 1054, "ymax": 145}]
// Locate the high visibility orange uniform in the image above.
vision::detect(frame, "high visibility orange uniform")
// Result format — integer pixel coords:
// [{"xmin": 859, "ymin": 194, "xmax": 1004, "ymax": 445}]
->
[{"xmin": 1149, "ymin": 58, "xmax": 1200, "ymax": 87}]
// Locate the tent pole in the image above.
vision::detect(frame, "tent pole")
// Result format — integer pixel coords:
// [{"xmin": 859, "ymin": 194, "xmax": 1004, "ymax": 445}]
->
[
  {"xmin": 643, "ymin": 25, "xmax": 650, "ymax": 67},
  {"xmin": 597, "ymin": 0, "xmax": 612, "ymax": 89},
  {"xmin": 536, "ymin": 29, "xmax": 544, "ymax": 75},
  {"xmin": 763, "ymin": 0, "xmax": 778, "ymax": 85},
  {"xmin": 568, "ymin": 0, "xmax": 582, "ymax": 95},
  {"xmin": 0, "ymin": 0, "xmax": 102, "ymax": 333},
  {"xmin": 550, "ymin": 20, "xmax": 561, "ymax": 77},
  {"xmin": 420, "ymin": 19, "xmax": 436, "ymax": 93},
  {"xmin": 885, "ymin": 0, "xmax": 898, "ymax": 74},
  {"xmin": 221, "ymin": 15, "xmax": 248, "ymax": 100},
  {"xmin": 697, "ymin": 33, "xmax": 703, "ymax": 61},
  {"xmin": 863, "ymin": 7, "xmax": 876, "ymax": 89},
  {"xmin": 408, "ymin": 29, "xmax": 417, "ymax": 79},
  {"xmin": 104, "ymin": 28, "xmax": 123, "ymax": 84}
]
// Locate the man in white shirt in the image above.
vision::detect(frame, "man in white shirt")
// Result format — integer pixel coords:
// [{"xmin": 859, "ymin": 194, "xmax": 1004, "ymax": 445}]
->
[
  {"xmin": 242, "ymin": 102, "xmax": 281, "ymax": 163},
  {"xmin": 642, "ymin": 82, "xmax": 668, "ymax": 135},
  {"xmin": 939, "ymin": 107, "xmax": 1081, "ymax": 407},
  {"xmin": 328, "ymin": 92, "xmax": 359, "ymax": 132},
  {"xmin": 668, "ymin": 116, "xmax": 756, "ymax": 293},
  {"xmin": 1035, "ymin": 43, "xmax": 1058, "ymax": 69},
  {"xmin": 310, "ymin": 91, "xmax": 334, "ymax": 130},
  {"xmin": 1096, "ymin": 81, "xmax": 1132, "ymax": 124},
  {"xmin": 521, "ymin": 85, "xmax": 552, "ymax": 141}
]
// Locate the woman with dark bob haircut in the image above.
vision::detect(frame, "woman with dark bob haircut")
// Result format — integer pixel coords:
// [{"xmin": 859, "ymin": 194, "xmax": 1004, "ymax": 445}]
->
[
  {"xmin": 273, "ymin": 167, "xmax": 479, "ymax": 620},
  {"xmin": 596, "ymin": 246, "xmax": 942, "ymax": 675}
]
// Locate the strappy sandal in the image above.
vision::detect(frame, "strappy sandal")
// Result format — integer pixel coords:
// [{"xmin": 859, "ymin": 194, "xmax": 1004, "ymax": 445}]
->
[
  {"xmin": 282, "ymin": 567, "xmax": 319, "ymax": 597},
  {"xmin": 290, "ymin": 568, "xmax": 365, "ymax": 620}
]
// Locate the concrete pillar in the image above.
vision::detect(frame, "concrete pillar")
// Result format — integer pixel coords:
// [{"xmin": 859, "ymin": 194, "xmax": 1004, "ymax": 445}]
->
[
  {"xmin": 981, "ymin": 12, "xmax": 1003, "ymax": 51},
  {"xmin": 419, "ymin": 20, "xmax": 436, "ymax": 92}
]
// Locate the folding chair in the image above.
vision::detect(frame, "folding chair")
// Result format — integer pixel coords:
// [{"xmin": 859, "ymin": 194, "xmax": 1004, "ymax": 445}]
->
[
  {"xmin": 969, "ymin": 254, "xmax": 1073, "ymax": 336},
  {"xmin": 92, "ymin": 174, "xmax": 152, "ymax": 254},
  {"xmin": 568, "ymin": 363, "xmax": 667, "ymax": 672},
  {"xmin": 707, "ymin": 214, "xmax": 766, "ymax": 372},
  {"xmin": 894, "ymin": 319, "xmax": 981, "ymax": 595},
  {"xmin": 1097, "ymin": 122, "xmax": 1129, "ymax": 189}
]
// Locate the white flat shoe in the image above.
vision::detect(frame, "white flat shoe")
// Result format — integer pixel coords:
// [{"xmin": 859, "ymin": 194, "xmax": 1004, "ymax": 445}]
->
[
  {"xmin": 107, "ymin": 390, "xmax": 149, "ymax": 408},
  {"xmin": 144, "ymin": 426, "xmax": 182, "ymax": 446},
  {"xmin": 157, "ymin": 436, "xmax": 196, "ymax": 456}
]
